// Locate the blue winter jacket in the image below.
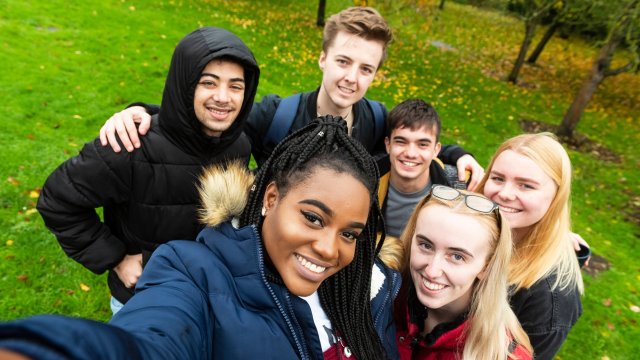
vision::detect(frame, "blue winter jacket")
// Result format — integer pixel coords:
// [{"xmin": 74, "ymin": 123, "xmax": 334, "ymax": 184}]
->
[{"xmin": 0, "ymin": 222, "xmax": 401, "ymax": 360}]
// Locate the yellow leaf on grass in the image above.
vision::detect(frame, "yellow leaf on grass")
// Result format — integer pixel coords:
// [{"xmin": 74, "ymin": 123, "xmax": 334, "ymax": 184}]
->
[
  {"xmin": 6, "ymin": 239, "xmax": 13, "ymax": 246},
  {"xmin": 80, "ymin": 283, "xmax": 90, "ymax": 292},
  {"xmin": 29, "ymin": 190, "xmax": 40, "ymax": 198},
  {"xmin": 73, "ymin": 114, "xmax": 82, "ymax": 119},
  {"xmin": 25, "ymin": 208, "xmax": 37, "ymax": 215}
]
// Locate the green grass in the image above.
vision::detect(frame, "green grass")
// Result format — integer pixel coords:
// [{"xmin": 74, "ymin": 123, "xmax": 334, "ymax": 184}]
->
[{"xmin": 1, "ymin": 1, "xmax": 638, "ymax": 358}]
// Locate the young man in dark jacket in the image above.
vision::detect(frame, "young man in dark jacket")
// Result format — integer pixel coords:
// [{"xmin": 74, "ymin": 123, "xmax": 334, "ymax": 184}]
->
[
  {"xmin": 36, "ymin": 27, "xmax": 260, "ymax": 313},
  {"xmin": 97, "ymin": 7, "xmax": 485, "ymax": 188}
]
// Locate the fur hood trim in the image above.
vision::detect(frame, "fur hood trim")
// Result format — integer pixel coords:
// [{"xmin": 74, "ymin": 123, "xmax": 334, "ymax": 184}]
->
[{"xmin": 198, "ymin": 161, "xmax": 255, "ymax": 227}]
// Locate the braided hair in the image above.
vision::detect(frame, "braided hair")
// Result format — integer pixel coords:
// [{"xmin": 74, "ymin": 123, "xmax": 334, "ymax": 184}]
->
[{"xmin": 239, "ymin": 115, "xmax": 387, "ymax": 360}]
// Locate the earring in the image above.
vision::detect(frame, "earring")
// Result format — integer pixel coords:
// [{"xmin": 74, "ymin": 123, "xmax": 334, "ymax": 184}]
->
[{"xmin": 261, "ymin": 207, "xmax": 267, "ymax": 217}]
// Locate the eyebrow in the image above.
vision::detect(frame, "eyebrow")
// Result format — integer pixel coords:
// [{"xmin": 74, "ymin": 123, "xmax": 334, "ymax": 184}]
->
[
  {"xmin": 299, "ymin": 199, "xmax": 366, "ymax": 229},
  {"xmin": 490, "ymin": 170, "xmax": 542, "ymax": 185},
  {"xmin": 200, "ymin": 73, "xmax": 245, "ymax": 83},
  {"xmin": 415, "ymin": 234, "xmax": 474, "ymax": 258},
  {"xmin": 393, "ymin": 135, "xmax": 432, "ymax": 143}
]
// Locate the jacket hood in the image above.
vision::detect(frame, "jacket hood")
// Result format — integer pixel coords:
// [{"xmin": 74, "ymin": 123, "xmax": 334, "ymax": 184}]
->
[
  {"xmin": 158, "ymin": 27, "xmax": 260, "ymax": 157},
  {"xmin": 197, "ymin": 161, "xmax": 254, "ymax": 227}
]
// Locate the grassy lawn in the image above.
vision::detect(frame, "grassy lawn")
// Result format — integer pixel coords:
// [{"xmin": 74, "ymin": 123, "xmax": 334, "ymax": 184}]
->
[{"xmin": 1, "ymin": 0, "xmax": 638, "ymax": 358}]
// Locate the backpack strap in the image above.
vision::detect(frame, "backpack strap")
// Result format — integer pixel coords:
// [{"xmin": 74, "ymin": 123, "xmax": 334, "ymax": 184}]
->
[
  {"xmin": 364, "ymin": 98, "xmax": 385, "ymax": 143},
  {"xmin": 263, "ymin": 94, "xmax": 302, "ymax": 148}
]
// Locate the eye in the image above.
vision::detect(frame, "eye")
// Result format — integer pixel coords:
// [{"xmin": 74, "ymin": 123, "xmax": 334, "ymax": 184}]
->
[
  {"xmin": 198, "ymin": 80, "xmax": 216, "ymax": 88},
  {"xmin": 302, "ymin": 211, "xmax": 323, "ymax": 227},
  {"xmin": 418, "ymin": 240, "xmax": 433, "ymax": 251},
  {"xmin": 520, "ymin": 183, "xmax": 536, "ymax": 190},
  {"xmin": 341, "ymin": 231, "xmax": 359, "ymax": 243},
  {"xmin": 451, "ymin": 253, "xmax": 466, "ymax": 262},
  {"xmin": 490, "ymin": 176, "xmax": 504, "ymax": 183},
  {"xmin": 231, "ymin": 84, "xmax": 245, "ymax": 91},
  {"xmin": 361, "ymin": 67, "xmax": 374, "ymax": 75},
  {"xmin": 336, "ymin": 58, "xmax": 348, "ymax": 65}
]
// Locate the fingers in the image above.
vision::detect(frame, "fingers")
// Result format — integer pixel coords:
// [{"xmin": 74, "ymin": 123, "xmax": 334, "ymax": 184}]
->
[
  {"xmin": 135, "ymin": 111, "xmax": 152, "ymax": 136},
  {"xmin": 456, "ymin": 154, "xmax": 485, "ymax": 191},
  {"xmin": 114, "ymin": 112, "xmax": 136, "ymax": 152},
  {"xmin": 101, "ymin": 116, "xmax": 121, "ymax": 152}
]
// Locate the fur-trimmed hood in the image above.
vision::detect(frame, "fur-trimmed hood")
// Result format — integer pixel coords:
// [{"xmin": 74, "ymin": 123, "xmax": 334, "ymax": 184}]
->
[{"xmin": 197, "ymin": 161, "xmax": 254, "ymax": 227}]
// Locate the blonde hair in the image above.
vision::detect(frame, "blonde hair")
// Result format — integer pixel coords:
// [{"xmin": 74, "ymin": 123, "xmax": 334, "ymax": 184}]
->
[
  {"xmin": 399, "ymin": 190, "xmax": 532, "ymax": 360},
  {"xmin": 322, "ymin": 7, "xmax": 393, "ymax": 67},
  {"xmin": 476, "ymin": 133, "xmax": 584, "ymax": 294}
]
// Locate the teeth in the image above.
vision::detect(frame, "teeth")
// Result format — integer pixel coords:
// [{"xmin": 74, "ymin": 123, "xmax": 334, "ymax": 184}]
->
[
  {"xmin": 422, "ymin": 278, "xmax": 445, "ymax": 291},
  {"xmin": 400, "ymin": 160, "xmax": 418, "ymax": 167},
  {"xmin": 499, "ymin": 206, "xmax": 520, "ymax": 213},
  {"xmin": 296, "ymin": 255, "xmax": 326, "ymax": 274},
  {"xmin": 338, "ymin": 86, "xmax": 355, "ymax": 93}
]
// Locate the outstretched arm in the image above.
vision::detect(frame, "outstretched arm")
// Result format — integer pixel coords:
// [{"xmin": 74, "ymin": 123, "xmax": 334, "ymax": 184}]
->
[{"xmin": 0, "ymin": 243, "xmax": 214, "ymax": 360}]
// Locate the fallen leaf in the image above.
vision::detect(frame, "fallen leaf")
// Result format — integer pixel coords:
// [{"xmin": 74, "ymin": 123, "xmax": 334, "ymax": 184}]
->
[
  {"xmin": 606, "ymin": 322, "xmax": 615, "ymax": 331},
  {"xmin": 73, "ymin": 114, "xmax": 82, "ymax": 119},
  {"xmin": 25, "ymin": 208, "xmax": 37, "ymax": 215},
  {"xmin": 602, "ymin": 298, "xmax": 612, "ymax": 307},
  {"xmin": 6, "ymin": 239, "xmax": 13, "ymax": 246},
  {"xmin": 630, "ymin": 305, "xmax": 640, "ymax": 313},
  {"xmin": 80, "ymin": 283, "xmax": 90, "ymax": 292},
  {"xmin": 17, "ymin": 274, "xmax": 29, "ymax": 282},
  {"xmin": 29, "ymin": 189, "xmax": 41, "ymax": 198},
  {"xmin": 7, "ymin": 177, "xmax": 19, "ymax": 186}
]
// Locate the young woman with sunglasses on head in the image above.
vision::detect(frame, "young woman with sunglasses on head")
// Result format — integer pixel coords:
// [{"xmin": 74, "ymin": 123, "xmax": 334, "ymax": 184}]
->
[
  {"xmin": 477, "ymin": 133, "xmax": 584, "ymax": 360},
  {"xmin": 0, "ymin": 116, "xmax": 400, "ymax": 360},
  {"xmin": 393, "ymin": 185, "xmax": 532, "ymax": 360}
]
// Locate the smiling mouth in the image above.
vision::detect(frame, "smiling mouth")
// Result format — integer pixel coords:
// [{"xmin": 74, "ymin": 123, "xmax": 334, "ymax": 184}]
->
[
  {"xmin": 296, "ymin": 254, "xmax": 327, "ymax": 274},
  {"xmin": 399, "ymin": 160, "xmax": 420, "ymax": 167},
  {"xmin": 338, "ymin": 86, "xmax": 355, "ymax": 94},
  {"xmin": 498, "ymin": 205, "xmax": 521, "ymax": 213},
  {"xmin": 206, "ymin": 106, "xmax": 233, "ymax": 115},
  {"xmin": 422, "ymin": 277, "xmax": 446, "ymax": 291}
]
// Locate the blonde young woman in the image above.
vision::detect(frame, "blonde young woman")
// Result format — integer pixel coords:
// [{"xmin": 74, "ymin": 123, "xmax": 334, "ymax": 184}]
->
[
  {"xmin": 393, "ymin": 185, "xmax": 532, "ymax": 360},
  {"xmin": 477, "ymin": 133, "xmax": 584, "ymax": 360}
]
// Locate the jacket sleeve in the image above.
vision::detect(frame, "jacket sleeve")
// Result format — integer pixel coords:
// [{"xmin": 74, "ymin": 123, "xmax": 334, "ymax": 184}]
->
[
  {"xmin": 245, "ymin": 94, "xmax": 282, "ymax": 166},
  {"xmin": 511, "ymin": 279, "xmax": 582, "ymax": 360},
  {"xmin": 110, "ymin": 242, "xmax": 214, "ymax": 359},
  {"xmin": 127, "ymin": 102, "xmax": 160, "ymax": 116},
  {"xmin": 36, "ymin": 138, "xmax": 132, "ymax": 274},
  {"xmin": 0, "ymin": 243, "xmax": 214, "ymax": 360},
  {"xmin": 437, "ymin": 144, "xmax": 471, "ymax": 166}
]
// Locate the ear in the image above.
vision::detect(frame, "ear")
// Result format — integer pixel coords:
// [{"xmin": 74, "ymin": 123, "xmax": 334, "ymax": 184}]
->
[
  {"xmin": 319, "ymin": 51, "xmax": 327, "ymax": 70},
  {"xmin": 263, "ymin": 181, "xmax": 279, "ymax": 212},
  {"xmin": 384, "ymin": 136, "xmax": 391, "ymax": 154},
  {"xmin": 434, "ymin": 142, "xmax": 442, "ymax": 157}
]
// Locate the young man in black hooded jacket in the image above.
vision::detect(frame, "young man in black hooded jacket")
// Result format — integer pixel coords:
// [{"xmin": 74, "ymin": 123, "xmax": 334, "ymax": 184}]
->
[{"xmin": 36, "ymin": 27, "xmax": 260, "ymax": 313}]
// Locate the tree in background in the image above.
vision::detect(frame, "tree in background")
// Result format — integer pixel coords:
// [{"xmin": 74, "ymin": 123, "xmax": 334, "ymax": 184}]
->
[
  {"xmin": 507, "ymin": 0, "xmax": 563, "ymax": 83},
  {"xmin": 317, "ymin": 0, "xmax": 327, "ymax": 27},
  {"xmin": 557, "ymin": 0, "xmax": 639, "ymax": 138}
]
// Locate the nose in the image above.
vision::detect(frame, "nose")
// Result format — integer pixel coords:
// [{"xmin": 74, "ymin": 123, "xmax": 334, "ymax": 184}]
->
[
  {"xmin": 404, "ymin": 143, "xmax": 418, "ymax": 158},
  {"xmin": 311, "ymin": 233, "xmax": 339, "ymax": 261},
  {"xmin": 497, "ymin": 182, "xmax": 516, "ymax": 201},
  {"xmin": 213, "ymin": 87, "xmax": 230, "ymax": 103},
  {"xmin": 424, "ymin": 255, "xmax": 443, "ymax": 278},
  {"xmin": 344, "ymin": 65, "xmax": 358, "ymax": 83}
]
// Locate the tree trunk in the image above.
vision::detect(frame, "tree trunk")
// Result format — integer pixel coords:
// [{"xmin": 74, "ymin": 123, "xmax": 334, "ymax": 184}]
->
[
  {"xmin": 557, "ymin": 33, "xmax": 622, "ymax": 138},
  {"xmin": 508, "ymin": 21, "xmax": 536, "ymax": 83},
  {"xmin": 439, "ymin": 0, "xmax": 446, "ymax": 10},
  {"xmin": 526, "ymin": 21, "xmax": 559, "ymax": 64},
  {"xmin": 316, "ymin": 0, "xmax": 327, "ymax": 27}
]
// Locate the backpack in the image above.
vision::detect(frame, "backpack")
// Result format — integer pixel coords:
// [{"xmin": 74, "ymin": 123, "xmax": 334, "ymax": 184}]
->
[{"xmin": 262, "ymin": 93, "xmax": 385, "ymax": 148}]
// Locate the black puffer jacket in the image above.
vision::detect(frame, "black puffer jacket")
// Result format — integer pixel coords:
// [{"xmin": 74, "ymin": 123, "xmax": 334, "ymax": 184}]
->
[{"xmin": 36, "ymin": 27, "xmax": 260, "ymax": 303}]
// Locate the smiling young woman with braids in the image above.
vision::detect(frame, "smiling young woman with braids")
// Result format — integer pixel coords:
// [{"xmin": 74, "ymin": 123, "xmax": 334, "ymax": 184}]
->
[{"xmin": 0, "ymin": 116, "xmax": 401, "ymax": 360}]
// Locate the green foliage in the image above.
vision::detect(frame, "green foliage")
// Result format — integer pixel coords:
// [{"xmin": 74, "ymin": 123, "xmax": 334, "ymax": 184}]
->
[{"xmin": 1, "ymin": 1, "xmax": 638, "ymax": 359}]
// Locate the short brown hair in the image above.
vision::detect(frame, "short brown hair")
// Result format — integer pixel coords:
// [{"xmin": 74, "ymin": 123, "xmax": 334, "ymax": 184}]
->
[
  {"xmin": 386, "ymin": 99, "xmax": 441, "ymax": 142},
  {"xmin": 322, "ymin": 7, "xmax": 393, "ymax": 67}
]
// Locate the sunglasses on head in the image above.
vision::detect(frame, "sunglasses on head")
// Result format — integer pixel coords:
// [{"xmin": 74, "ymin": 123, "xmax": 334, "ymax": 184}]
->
[{"xmin": 430, "ymin": 185, "xmax": 499, "ymax": 214}]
